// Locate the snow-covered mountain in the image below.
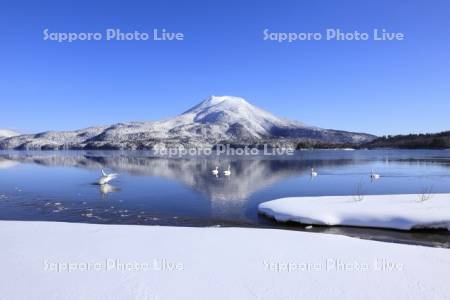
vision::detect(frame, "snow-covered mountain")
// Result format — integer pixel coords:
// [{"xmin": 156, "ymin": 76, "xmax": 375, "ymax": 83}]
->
[{"xmin": 0, "ymin": 96, "xmax": 375, "ymax": 150}]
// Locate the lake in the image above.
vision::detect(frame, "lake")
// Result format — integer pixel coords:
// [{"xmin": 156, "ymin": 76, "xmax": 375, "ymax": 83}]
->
[{"xmin": 1, "ymin": 149, "xmax": 450, "ymax": 247}]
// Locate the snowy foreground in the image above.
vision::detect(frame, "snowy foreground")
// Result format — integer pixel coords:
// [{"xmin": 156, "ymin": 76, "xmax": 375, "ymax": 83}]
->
[
  {"xmin": 258, "ymin": 194, "xmax": 450, "ymax": 231},
  {"xmin": 1, "ymin": 221, "xmax": 450, "ymax": 300}
]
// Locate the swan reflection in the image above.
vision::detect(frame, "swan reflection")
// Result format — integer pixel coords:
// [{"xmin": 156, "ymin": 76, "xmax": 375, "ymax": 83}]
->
[{"xmin": 99, "ymin": 183, "xmax": 120, "ymax": 198}]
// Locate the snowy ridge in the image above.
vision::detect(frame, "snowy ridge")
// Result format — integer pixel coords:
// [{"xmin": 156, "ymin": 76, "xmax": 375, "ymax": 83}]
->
[
  {"xmin": 0, "ymin": 96, "xmax": 376, "ymax": 150},
  {"xmin": 0, "ymin": 129, "xmax": 20, "ymax": 139}
]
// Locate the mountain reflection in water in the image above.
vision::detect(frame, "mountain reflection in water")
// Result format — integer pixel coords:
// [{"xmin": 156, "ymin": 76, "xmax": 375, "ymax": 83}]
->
[{"xmin": 1, "ymin": 150, "xmax": 450, "ymax": 247}]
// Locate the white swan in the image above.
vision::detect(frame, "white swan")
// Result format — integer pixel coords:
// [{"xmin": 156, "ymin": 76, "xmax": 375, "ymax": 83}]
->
[
  {"xmin": 98, "ymin": 169, "xmax": 118, "ymax": 185},
  {"xmin": 310, "ymin": 168, "xmax": 318, "ymax": 177},
  {"xmin": 212, "ymin": 166, "xmax": 219, "ymax": 176},
  {"xmin": 223, "ymin": 165, "xmax": 231, "ymax": 176},
  {"xmin": 370, "ymin": 169, "xmax": 380, "ymax": 180}
]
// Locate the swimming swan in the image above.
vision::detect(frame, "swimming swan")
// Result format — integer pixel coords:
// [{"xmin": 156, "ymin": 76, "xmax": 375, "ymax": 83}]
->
[
  {"xmin": 223, "ymin": 165, "xmax": 231, "ymax": 176},
  {"xmin": 370, "ymin": 169, "xmax": 380, "ymax": 180},
  {"xmin": 212, "ymin": 166, "xmax": 219, "ymax": 176},
  {"xmin": 310, "ymin": 168, "xmax": 318, "ymax": 177}
]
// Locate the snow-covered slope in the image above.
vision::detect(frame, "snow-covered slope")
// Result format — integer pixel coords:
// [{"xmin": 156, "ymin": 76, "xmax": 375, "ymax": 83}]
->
[
  {"xmin": 0, "ymin": 129, "xmax": 20, "ymax": 139},
  {"xmin": 0, "ymin": 96, "xmax": 376, "ymax": 150},
  {"xmin": 181, "ymin": 95, "xmax": 306, "ymax": 138}
]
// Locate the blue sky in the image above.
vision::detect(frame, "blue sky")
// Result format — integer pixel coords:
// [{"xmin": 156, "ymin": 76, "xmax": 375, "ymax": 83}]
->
[{"xmin": 1, "ymin": 0, "xmax": 449, "ymax": 136}]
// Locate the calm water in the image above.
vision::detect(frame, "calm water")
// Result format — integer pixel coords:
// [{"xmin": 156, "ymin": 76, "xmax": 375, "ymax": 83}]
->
[{"xmin": 1, "ymin": 150, "xmax": 450, "ymax": 247}]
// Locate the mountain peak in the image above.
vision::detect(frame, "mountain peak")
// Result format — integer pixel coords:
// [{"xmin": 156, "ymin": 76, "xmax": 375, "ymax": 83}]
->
[
  {"xmin": 204, "ymin": 95, "xmax": 249, "ymax": 105},
  {"xmin": 183, "ymin": 95, "xmax": 250, "ymax": 115},
  {"xmin": 176, "ymin": 95, "xmax": 308, "ymax": 139}
]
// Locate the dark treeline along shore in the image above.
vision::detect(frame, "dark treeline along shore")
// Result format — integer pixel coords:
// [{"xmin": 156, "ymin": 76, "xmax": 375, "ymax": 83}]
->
[
  {"xmin": 362, "ymin": 131, "xmax": 450, "ymax": 149},
  {"xmin": 292, "ymin": 131, "xmax": 450, "ymax": 150}
]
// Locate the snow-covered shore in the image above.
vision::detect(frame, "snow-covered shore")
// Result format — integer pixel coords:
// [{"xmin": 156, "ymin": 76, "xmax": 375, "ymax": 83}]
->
[
  {"xmin": 1, "ymin": 221, "xmax": 450, "ymax": 299},
  {"xmin": 259, "ymin": 194, "xmax": 450, "ymax": 231}
]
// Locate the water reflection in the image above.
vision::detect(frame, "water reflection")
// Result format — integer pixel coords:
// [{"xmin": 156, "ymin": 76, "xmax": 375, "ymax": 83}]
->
[
  {"xmin": 0, "ymin": 151, "xmax": 372, "ymax": 199},
  {"xmin": 98, "ymin": 184, "xmax": 120, "ymax": 198},
  {"xmin": 0, "ymin": 150, "xmax": 450, "ymax": 247},
  {"xmin": 0, "ymin": 158, "xmax": 18, "ymax": 169}
]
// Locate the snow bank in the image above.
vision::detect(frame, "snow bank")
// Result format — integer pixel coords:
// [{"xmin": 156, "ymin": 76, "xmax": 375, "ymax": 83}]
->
[
  {"xmin": 1, "ymin": 221, "xmax": 450, "ymax": 299},
  {"xmin": 258, "ymin": 194, "xmax": 450, "ymax": 231}
]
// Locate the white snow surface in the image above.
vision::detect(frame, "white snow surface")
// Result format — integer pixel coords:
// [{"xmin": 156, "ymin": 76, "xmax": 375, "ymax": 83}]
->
[
  {"xmin": 258, "ymin": 194, "xmax": 450, "ymax": 231},
  {"xmin": 1, "ymin": 221, "xmax": 450, "ymax": 300},
  {"xmin": 0, "ymin": 129, "xmax": 20, "ymax": 138}
]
